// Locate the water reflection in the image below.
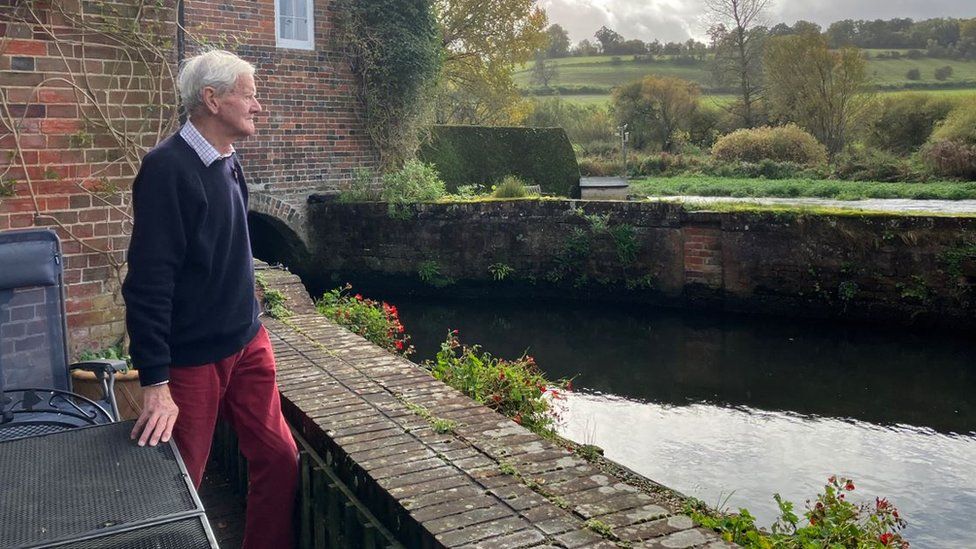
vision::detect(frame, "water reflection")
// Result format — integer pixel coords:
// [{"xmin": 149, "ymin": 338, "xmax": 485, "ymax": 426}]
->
[
  {"xmin": 396, "ymin": 297, "xmax": 976, "ymax": 435},
  {"xmin": 388, "ymin": 295, "xmax": 976, "ymax": 547},
  {"xmin": 560, "ymin": 393, "xmax": 976, "ymax": 548}
]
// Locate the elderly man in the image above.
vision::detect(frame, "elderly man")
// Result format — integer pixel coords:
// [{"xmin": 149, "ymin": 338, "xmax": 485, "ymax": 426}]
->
[{"xmin": 122, "ymin": 50, "xmax": 298, "ymax": 548}]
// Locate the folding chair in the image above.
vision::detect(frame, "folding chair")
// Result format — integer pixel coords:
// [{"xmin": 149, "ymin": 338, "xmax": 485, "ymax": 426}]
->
[{"xmin": 0, "ymin": 228, "xmax": 124, "ymax": 442}]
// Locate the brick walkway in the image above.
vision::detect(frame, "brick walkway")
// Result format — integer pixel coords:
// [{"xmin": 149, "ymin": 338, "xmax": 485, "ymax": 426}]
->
[{"xmin": 258, "ymin": 265, "xmax": 731, "ymax": 548}]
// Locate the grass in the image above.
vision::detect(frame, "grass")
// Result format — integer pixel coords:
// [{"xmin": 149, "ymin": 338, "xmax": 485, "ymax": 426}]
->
[
  {"xmin": 630, "ymin": 176, "xmax": 976, "ymax": 201},
  {"xmin": 519, "ymin": 52, "xmax": 976, "ymax": 108}
]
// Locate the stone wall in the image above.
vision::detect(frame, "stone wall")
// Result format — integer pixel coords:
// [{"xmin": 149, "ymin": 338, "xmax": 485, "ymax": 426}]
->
[{"xmin": 300, "ymin": 200, "xmax": 976, "ymax": 329}]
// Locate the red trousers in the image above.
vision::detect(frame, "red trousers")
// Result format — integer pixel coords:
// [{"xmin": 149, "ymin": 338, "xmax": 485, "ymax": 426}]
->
[{"xmin": 169, "ymin": 325, "xmax": 298, "ymax": 549}]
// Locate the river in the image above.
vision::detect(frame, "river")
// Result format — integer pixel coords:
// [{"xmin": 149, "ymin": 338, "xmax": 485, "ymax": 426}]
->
[{"xmin": 379, "ymin": 295, "xmax": 976, "ymax": 548}]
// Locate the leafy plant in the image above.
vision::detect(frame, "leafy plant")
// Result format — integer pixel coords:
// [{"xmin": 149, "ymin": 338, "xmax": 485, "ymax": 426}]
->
[
  {"xmin": 76, "ymin": 343, "xmax": 131, "ymax": 372},
  {"xmin": 337, "ymin": 167, "xmax": 379, "ymax": 202},
  {"xmin": 255, "ymin": 273, "xmax": 293, "ymax": 319},
  {"xmin": 315, "ymin": 284, "xmax": 413, "ymax": 356},
  {"xmin": 423, "ymin": 330, "xmax": 568, "ymax": 436},
  {"xmin": 609, "ymin": 223, "xmax": 638, "ymax": 264},
  {"xmin": 688, "ymin": 476, "xmax": 910, "ymax": 548},
  {"xmin": 381, "ymin": 160, "xmax": 446, "ymax": 217},
  {"xmin": 402, "ymin": 400, "xmax": 457, "ymax": 434},
  {"xmin": 417, "ymin": 259, "xmax": 453, "ymax": 287},
  {"xmin": 492, "ymin": 175, "xmax": 532, "ymax": 198},
  {"xmin": 488, "ymin": 263, "xmax": 514, "ymax": 281}
]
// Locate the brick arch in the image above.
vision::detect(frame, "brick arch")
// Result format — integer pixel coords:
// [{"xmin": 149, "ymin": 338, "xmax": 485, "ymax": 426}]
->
[
  {"xmin": 247, "ymin": 193, "xmax": 311, "ymax": 272},
  {"xmin": 248, "ymin": 192, "xmax": 308, "ymax": 246}
]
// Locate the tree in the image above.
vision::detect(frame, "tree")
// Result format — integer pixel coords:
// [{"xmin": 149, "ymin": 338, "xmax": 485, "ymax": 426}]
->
[
  {"xmin": 764, "ymin": 32, "xmax": 869, "ymax": 156},
  {"xmin": 934, "ymin": 65, "xmax": 954, "ymax": 80},
  {"xmin": 705, "ymin": 0, "xmax": 769, "ymax": 127},
  {"xmin": 595, "ymin": 26, "xmax": 623, "ymax": 54},
  {"xmin": 611, "ymin": 76, "xmax": 701, "ymax": 152},
  {"xmin": 545, "ymin": 24, "xmax": 571, "ymax": 58},
  {"xmin": 530, "ymin": 52, "xmax": 558, "ymax": 88},
  {"xmin": 573, "ymin": 39, "xmax": 599, "ymax": 56},
  {"xmin": 434, "ymin": 0, "xmax": 548, "ymax": 124}
]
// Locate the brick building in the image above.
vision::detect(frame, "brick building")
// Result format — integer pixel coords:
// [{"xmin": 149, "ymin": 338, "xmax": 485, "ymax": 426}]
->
[{"xmin": 0, "ymin": 0, "xmax": 378, "ymax": 354}]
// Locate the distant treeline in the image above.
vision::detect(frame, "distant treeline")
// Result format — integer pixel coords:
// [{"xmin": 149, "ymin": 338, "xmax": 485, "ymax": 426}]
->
[{"xmin": 545, "ymin": 17, "xmax": 976, "ymax": 60}]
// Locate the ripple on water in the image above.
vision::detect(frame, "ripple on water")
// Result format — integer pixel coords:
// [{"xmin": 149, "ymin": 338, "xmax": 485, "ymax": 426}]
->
[{"xmin": 558, "ymin": 391, "xmax": 976, "ymax": 549}]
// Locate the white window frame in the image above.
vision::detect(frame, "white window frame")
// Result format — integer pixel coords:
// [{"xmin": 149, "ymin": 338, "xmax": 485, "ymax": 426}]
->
[{"xmin": 275, "ymin": 0, "xmax": 315, "ymax": 50}]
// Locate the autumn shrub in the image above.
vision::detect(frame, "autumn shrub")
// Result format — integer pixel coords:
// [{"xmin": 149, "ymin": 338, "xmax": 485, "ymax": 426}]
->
[
  {"xmin": 922, "ymin": 99, "xmax": 976, "ymax": 179},
  {"xmin": 315, "ymin": 284, "xmax": 413, "ymax": 356},
  {"xmin": 831, "ymin": 148, "xmax": 926, "ymax": 182},
  {"xmin": 922, "ymin": 140, "xmax": 976, "ymax": 180},
  {"xmin": 578, "ymin": 156, "xmax": 621, "ymax": 176},
  {"xmin": 864, "ymin": 93, "xmax": 955, "ymax": 153},
  {"xmin": 424, "ymin": 330, "xmax": 568, "ymax": 435},
  {"xmin": 712, "ymin": 125, "xmax": 828, "ymax": 166},
  {"xmin": 928, "ymin": 99, "xmax": 976, "ymax": 145}
]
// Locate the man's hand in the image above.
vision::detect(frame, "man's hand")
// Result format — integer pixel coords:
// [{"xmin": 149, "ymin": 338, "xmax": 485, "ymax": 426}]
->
[{"xmin": 131, "ymin": 384, "xmax": 179, "ymax": 447}]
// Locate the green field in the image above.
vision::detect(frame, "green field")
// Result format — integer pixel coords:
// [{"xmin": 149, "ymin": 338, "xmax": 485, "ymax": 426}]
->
[
  {"xmin": 630, "ymin": 176, "xmax": 976, "ymax": 201},
  {"xmin": 517, "ymin": 51, "xmax": 976, "ymax": 107}
]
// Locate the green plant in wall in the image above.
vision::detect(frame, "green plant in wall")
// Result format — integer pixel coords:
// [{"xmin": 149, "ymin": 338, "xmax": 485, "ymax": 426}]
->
[
  {"xmin": 255, "ymin": 273, "xmax": 293, "ymax": 320},
  {"xmin": 609, "ymin": 223, "xmax": 638, "ymax": 265},
  {"xmin": 488, "ymin": 262, "xmax": 514, "ymax": 281},
  {"xmin": 838, "ymin": 280, "xmax": 858, "ymax": 302},
  {"xmin": 417, "ymin": 259, "xmax": 454, "ymax": 287},
  {"xmin": 897, "ymin": 275, "xmax": 931, "ymax": 303},
  {"xmin": 941, "ymin": 242, "xmax": 976, "ymax": 279}
]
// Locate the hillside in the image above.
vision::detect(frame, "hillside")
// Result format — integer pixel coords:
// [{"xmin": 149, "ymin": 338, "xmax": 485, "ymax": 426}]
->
[{"xmin": 514, "ymin": 51, "xmax": 976, "ymax": 105}]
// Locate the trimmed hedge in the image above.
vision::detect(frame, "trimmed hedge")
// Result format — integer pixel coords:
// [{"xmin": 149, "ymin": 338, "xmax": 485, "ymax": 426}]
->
[{"xmin": 419, "ymin": 125, "xmax": 581, "ymax": 198}]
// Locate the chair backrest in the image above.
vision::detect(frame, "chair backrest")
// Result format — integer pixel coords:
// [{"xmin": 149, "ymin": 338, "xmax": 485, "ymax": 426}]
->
[{"xmin": 0, "ymin": 229, "xmax": 70, "ymax": 392}]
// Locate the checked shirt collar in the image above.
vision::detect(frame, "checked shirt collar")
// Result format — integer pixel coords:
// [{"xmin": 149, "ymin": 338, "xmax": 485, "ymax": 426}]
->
[{"xmin": 180, "ymin": 119, "xmax": 235, "ymax": 167}]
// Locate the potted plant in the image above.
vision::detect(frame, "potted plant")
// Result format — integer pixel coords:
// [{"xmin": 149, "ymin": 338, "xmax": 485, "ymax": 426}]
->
[{"xmin": 71, "ymin": 344, "xmax": 143, "ymax": 420}]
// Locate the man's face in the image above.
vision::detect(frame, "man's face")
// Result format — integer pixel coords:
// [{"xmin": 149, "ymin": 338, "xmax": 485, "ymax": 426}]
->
[{"xmin": 213, "ymin": 73, "xmax": 262, "ymax": 140}]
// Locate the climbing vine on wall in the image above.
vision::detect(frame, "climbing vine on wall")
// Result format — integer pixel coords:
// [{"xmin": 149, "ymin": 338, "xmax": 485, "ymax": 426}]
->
[{"xmin": 334, "ymin": 0, "xmax": 443, "ymax": 170}]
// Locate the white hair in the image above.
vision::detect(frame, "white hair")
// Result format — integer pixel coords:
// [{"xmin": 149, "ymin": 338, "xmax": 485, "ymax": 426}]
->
[{"xmin": 178, "ymin": 50, "xmax": 255, "ymax": 115}]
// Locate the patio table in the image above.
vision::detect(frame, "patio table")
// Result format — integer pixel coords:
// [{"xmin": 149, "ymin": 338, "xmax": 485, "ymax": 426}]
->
[{"xmin": 0, "ymin": 420, "xmax": 218, "ymax": 548}]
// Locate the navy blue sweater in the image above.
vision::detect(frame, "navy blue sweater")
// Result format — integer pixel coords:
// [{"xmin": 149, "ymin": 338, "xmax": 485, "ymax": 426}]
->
[{"xmin": 122, "ymin": 134, "xmax": 260, "ymax": 386}]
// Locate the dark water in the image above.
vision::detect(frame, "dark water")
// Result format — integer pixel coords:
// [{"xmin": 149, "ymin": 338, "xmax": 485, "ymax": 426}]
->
[{"xmin": 382, "ymin": 295, "xmax": 976, "ymax": 548}]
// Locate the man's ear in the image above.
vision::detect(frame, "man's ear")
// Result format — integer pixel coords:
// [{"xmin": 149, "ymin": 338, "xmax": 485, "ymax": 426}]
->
[{"xmin": 202, "ymin": 86, "xmax": 220, "ymax": 115}]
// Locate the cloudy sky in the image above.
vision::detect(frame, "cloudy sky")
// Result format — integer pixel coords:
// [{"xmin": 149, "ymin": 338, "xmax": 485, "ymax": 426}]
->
[{"xmin": 539, "ymin": 0, "xmax": 975, "ymax": 44}]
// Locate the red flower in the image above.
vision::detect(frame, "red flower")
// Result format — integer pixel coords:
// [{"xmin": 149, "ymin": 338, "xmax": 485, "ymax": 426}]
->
[
  {"xmin": 395, "ymin": 340, "xmax": 404, "ymax": 351},
  {"xmin": 498, "ymin": 371, "xmax": 506, "ymax": 380},
  {"xmin": 565, "ymin": 380, "xmax": 573, "ymax": 391},
  {"xmin": 354, "ymin": 294, "xmax": 363, "ymax": 301},
  {"xmin": 491, "ymin": 394, "xmax": 502, "ymax": 403},
  {"xmin": 513, "ymin": 413, "xmax": 522, "ymax": 425},
  {"xmin": 828, "ymin": 475, "xmax": 837, "ymax": 484},
  {"xmin": 845, "ymin": 480, "xmax": 855, "ymax": 491},
  {"xmin": 880, "ymin": 533, "xmax": 894, "ymax": 545}
]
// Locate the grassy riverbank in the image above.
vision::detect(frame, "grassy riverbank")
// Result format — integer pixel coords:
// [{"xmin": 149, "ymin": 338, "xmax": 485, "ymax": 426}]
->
[{"xmin": 630, "ymin": 177, "xmax": 976, "ymax": 201}]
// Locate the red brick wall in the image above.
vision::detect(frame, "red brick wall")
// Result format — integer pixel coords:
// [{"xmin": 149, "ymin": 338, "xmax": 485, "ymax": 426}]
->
[
  {"xmin": 1, "ymin": 0, "xmax": 178, "ymax": 354},
  {"xmin": 183, "ymin": 0, "xmax": 379, "ymax": 197},
  {"xmin": 1, "ymin": 0, "xmax": 377, "ymax": 355}
]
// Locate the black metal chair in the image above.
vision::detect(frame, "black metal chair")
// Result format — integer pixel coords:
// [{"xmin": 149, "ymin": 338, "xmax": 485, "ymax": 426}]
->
[{"xmin": 0, "ymin": 228, "xmax": 124, "ymax": 442}]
